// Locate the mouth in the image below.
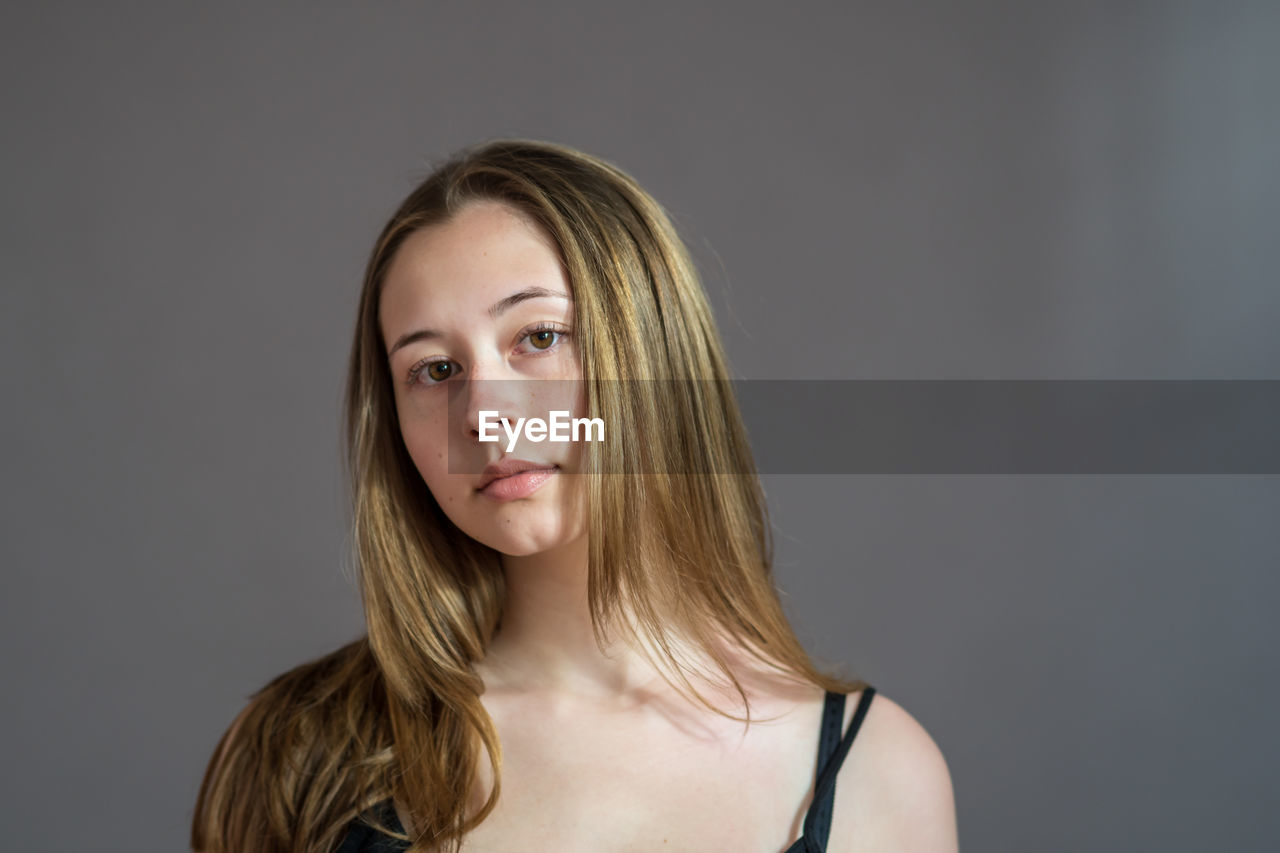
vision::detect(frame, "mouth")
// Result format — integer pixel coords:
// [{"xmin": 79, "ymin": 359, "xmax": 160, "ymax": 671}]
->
[
  {"xmin": 476, "ymin": 457, "xmax": 560, "ymax": 501},
  {"xmin": 477, "ymin": 464, "xmax": 559, "ymax": 502}
]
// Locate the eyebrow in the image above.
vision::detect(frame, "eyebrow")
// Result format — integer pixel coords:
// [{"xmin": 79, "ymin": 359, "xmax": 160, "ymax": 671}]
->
[{"xmin": 386, "ymin": 286, "xmax": 571, "ymax": 359}]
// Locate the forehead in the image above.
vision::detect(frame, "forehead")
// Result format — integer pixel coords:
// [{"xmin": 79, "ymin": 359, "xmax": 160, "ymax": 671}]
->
[{"xmin": 379, "ymin": 201, "xmax": 568, "ymax": 327}]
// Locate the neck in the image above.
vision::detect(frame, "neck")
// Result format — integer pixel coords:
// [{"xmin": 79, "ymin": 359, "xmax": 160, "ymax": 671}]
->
[{"xmin": 479, "ymin": 534, "xmax": 668, "ymax": 698}]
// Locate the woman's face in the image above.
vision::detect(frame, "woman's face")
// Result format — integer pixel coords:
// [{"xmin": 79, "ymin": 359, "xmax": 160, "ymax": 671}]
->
[{"xmin": 378, "ymin": 200, "xmax": 587, "ymax": 556}]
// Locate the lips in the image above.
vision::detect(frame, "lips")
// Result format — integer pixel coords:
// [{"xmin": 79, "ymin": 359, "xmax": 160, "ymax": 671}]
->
[{"xmin": 476, "ymin": 458, "xmax": 559, "ymax": 492}]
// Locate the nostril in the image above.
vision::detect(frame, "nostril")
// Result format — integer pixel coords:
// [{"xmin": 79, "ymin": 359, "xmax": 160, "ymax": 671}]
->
[{"xmin": 471, "ymin": 414, "xmax": 512, "ymax": 434}]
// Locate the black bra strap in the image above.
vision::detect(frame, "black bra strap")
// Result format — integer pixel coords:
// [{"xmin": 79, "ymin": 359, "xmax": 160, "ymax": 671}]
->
[
  {"xmin": 335, "ymin": 799, "xmax": 409, "ymax": 853},
  {"xmin": 801, "ymin": 687, "xmax": 877, "ymax": 851}
]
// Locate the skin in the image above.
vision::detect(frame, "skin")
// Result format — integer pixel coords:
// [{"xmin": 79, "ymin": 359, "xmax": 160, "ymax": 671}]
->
[{"xmin": 377, "ymin": 200, "xmax": 959, "ymax": 852}]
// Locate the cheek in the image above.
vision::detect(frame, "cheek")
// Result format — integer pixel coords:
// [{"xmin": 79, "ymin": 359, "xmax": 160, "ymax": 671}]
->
[
  {"xmin": 408, "ymin": 438, "xmax": 448, "ymax": 491},
  {"xmin": 398, "ymin": 408, "xmax": 456, "ymax": 498}
]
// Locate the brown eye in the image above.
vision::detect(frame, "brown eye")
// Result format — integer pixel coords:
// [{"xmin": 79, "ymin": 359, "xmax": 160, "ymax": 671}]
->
[
  {"xmin": 529, "ymin": 330, "xmax": 556, "ymax": 350},
  {"xmin": 426, "ymin": 362, "xmax": 453, "ymax": 382}
]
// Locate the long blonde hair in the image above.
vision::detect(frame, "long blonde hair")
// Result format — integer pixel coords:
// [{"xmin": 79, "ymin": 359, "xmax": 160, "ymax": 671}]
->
[{"xmin": 191, "ymin": 138, "xmax": 864, "ymax": 853}]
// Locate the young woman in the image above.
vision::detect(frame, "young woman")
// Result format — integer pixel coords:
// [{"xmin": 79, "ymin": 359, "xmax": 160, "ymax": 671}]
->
[{"xmin": 191, "ymin": 139, "xmax": 958, "ymax": 853}]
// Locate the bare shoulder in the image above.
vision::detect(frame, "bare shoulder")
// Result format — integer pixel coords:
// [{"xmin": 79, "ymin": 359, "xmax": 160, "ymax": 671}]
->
[{"xmin": 828, "ymin": 689, "xmax": 958, "ymax": 853}]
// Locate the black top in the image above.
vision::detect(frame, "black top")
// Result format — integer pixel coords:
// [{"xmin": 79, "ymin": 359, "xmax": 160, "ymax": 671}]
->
[{"xmin": 335, "ymin": 687, "xmax": 876, "ymax": 853}]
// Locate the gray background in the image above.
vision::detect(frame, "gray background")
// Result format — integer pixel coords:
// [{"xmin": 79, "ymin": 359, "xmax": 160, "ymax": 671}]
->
[{"xmin": 3, "ymin": 1, "xmax": 1277, "ymax": 850}]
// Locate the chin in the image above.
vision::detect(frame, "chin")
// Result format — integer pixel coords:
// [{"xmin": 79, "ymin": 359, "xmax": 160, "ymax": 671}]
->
[
  {"xmin": 475, "ymin": 527, "xmax": 576, "ymax": 557},
  {"xmin": 429, "ymin": 473, "xmax": 585, "ymax": 556},
  {"xmin": 453, "ymin": 505, "xmax": 581, "ymax": 558}
]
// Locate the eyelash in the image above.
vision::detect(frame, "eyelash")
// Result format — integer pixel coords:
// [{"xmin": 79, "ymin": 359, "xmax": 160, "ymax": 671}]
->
[{"xmin": 405, "ymin": 322, "xmax": 572, "ymax": 388}]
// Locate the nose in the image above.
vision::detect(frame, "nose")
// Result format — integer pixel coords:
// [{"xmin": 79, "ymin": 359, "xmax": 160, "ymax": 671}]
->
[{"xmin": 460, "ymin": 369, "xmax": 526, "ymax": 442}]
